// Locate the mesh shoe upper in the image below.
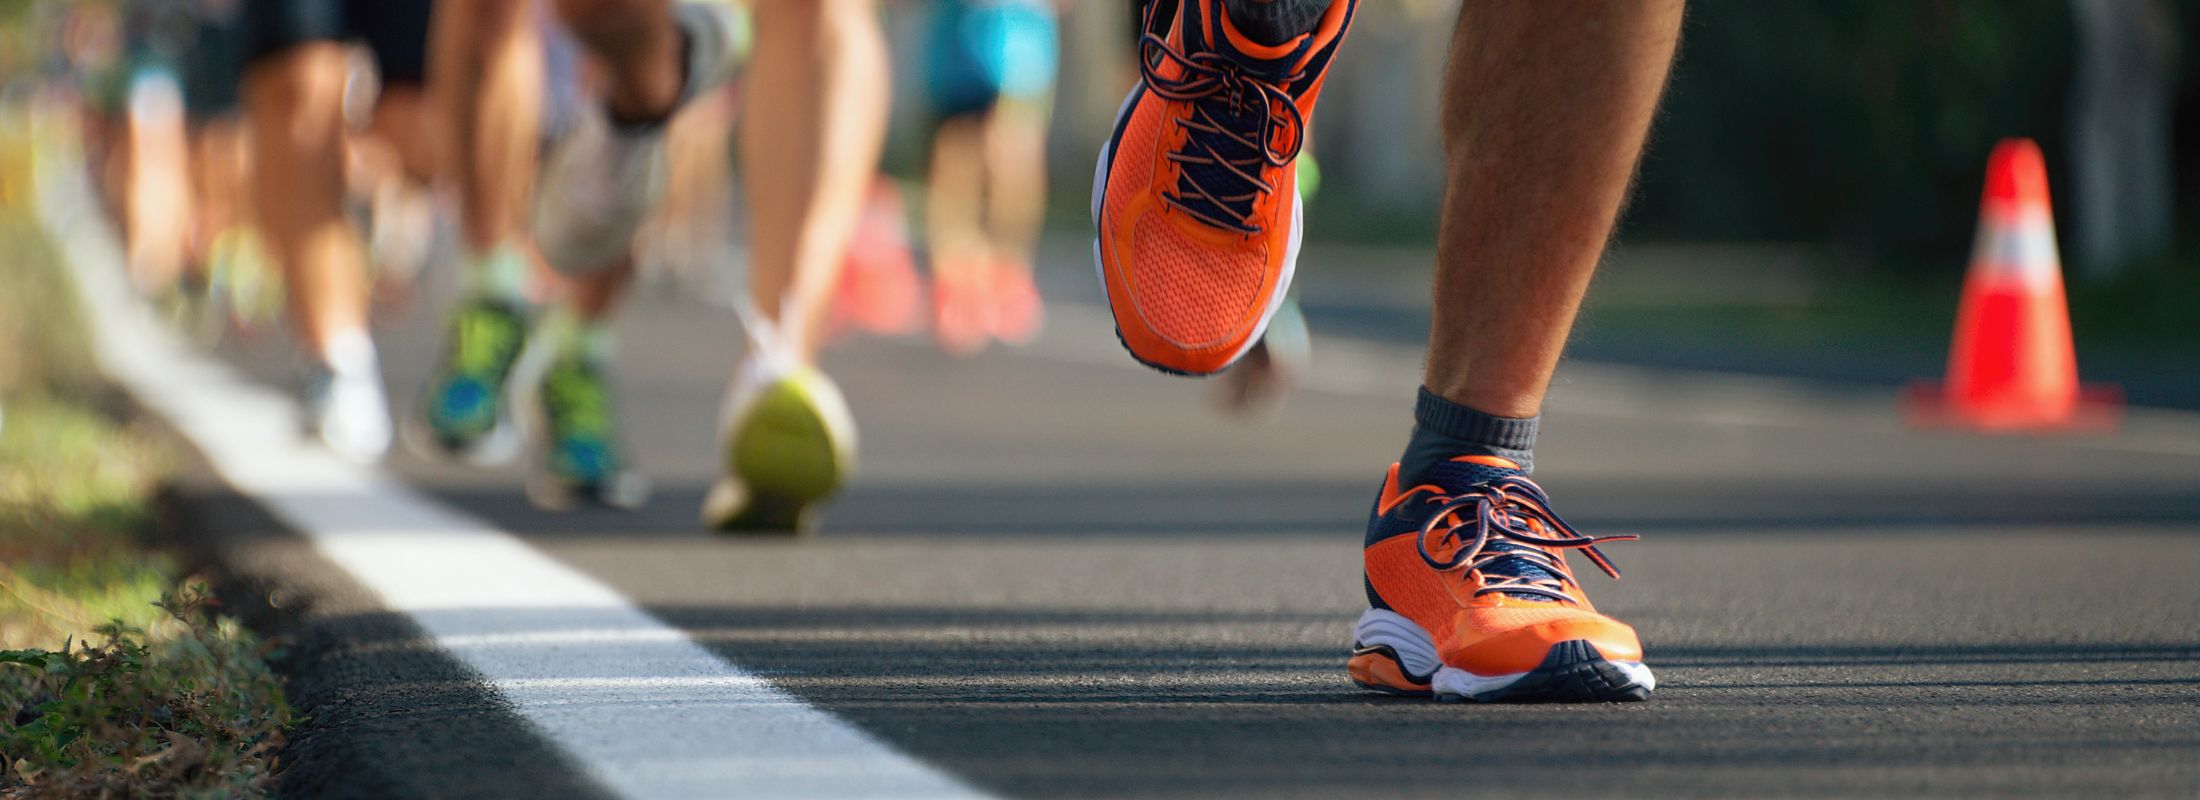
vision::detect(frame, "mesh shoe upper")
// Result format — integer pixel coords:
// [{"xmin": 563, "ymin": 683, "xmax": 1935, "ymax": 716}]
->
[
  {"xmin": 1095, "ymin": 0, "xmax": 1357, "ymax": 374},
  {"xmin": 1362, "ymin": 456, "xmax": 1645, "ymax": 675},
  {"xmin": 540, "ymin": 352, "xmax": 622, "ymax": 484},
  {"xmin": 428, "ymin": 300, "xmax": 529, "ymax": 443}
]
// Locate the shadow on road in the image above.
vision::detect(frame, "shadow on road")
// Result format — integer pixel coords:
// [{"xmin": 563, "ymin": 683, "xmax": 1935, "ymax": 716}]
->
[
  {"xmin": 258, "ymin": 599, "xmax": 2200, "ymax": 798},
  {"xmin": 402, "ymin": 477, "xmax": 2200, "ymax": 540}
]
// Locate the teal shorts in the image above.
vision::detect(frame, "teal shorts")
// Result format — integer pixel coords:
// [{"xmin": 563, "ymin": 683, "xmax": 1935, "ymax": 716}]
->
[{"xmin": 925, "ymin": 0, "xmax": 1059, "ymax": 120}]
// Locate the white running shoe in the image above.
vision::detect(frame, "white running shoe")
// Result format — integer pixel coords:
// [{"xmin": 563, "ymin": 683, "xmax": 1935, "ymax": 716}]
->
[
  {"xmin": 531, "ymin": 2, "xmax": 745, "ymax": 277},
  {"xmin": 300, "ymin": 353, "xmax": 393, "ymax": 463}
]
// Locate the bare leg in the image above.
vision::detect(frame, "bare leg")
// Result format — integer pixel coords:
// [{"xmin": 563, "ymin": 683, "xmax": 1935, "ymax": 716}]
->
[
  {"xmin": 928, "ymin": 117, "xmax": 990, "ymax": 285},
  {"xmin": 976, "ymin": 100, "xmax": 1049, "ymax": 345},
  {"xmin": 414, "ymin": 0, "xmax": 637, "ymax": 472},
  {"xmin": 554, "ymin": 0, "xmax": 685, "ymax": 123},
  {"xmin": 643, "ymin": 88, "xmax": 738, "ymax": 280},
  {"xmin": 120, "ymin": 77, "xmax": 192, "ymax": 293},
  {"xmin": 432, "ymin": 0, "xmax": 544, "ymax": 253},
  {"xmin": 1424, "ymin": 1, "xmax": 1682, "ymax": 418},
  {"xmin": 353, "ymin": 87, "xmax": 441, "ymax": 289},
  {"xmin": 927, "ymin": 114, "xmax": 992, "ymax": 353},
  {"xmin": 569, "ymin": 259, "xmax": 636, "ymax": 319},
  {"xmin": 187, "ymin": 118, "xmax": 248, "ymax": 272},
  {"xmin": 244, "ymin": 43, "xmax": 371, "ymax": 360},
  {"xmin": 539, "ymin": 0, "xmax": 705, "ymax": 321},
  {"xmin": 543, "ymin": 0, "xmax": 886, "ymax": 357},
  {"xmin": 435, "ymin": 1, "xmax": 632, "ymax": 317},
  {"xmin": 368, "ymin": 86, "xmax": 440, "ymax": 184},
  {"xmin": 740, "ymin": 0, "xmax": 889, "ymax": 360},
  {"xmin": 243, "ymin": 42, "xmax": 393, "ymax": 461},
  {"xmin": 1347, "ymin": 3, "xmax": 1684, "ymax": 705},
  {"xmin": 979, "ymin": 102, "xmax": 1049, "ymax": 272},
  {"xmin": 696, "ymin": 0, "xmax": 884, "ymax": 532}
]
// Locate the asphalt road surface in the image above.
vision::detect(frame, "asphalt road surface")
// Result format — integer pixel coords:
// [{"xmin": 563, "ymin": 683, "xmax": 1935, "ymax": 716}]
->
[{"xmin": 177, "ymin": 248, "xmax": 2200, "ymax": 799}]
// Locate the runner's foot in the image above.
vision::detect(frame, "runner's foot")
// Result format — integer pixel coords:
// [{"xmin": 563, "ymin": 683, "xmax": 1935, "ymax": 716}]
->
[
  {"xmin": 932, "ymin": 267, "xmax": 992, "ymax": 356},
  {"xmin": 700, "ymin": 358, "xmax": 856, "ymax": 534},
  {"xmin": 1351, "ymin": 456, "xmax": 1653, "ymax": 702},
  {"xmin": 830, "ymin": 181, "xmax": 923, "ymax": 339},
  {"xmin": 299, "ymin": 338, "xmax": 392, "ymax": 463},
  {"xmin": 531, "ymin": 2, "xmax": 745, "ymax": 276},
  {"xmin": 1214, "ymin": 295, "xmax": 1306, "ymax": 417},
  {"xmin": 988, "ymin": 257, "xmax": 1044, "ymax": 346},
  {"xmin": 527, "ymin": 336, "xmax": 649, "ymax": 511},
  {"xmin": 405, "ymin": 296, "xmax": 534, "ymax": 466},
  {"xmin": 1093, "ymin": 0, "xmax": 1355, "ymax": 375}
]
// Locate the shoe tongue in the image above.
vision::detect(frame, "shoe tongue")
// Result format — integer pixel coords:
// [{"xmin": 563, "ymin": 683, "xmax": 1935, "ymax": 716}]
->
[
  {"xmin": 1222, "ymin": 46, "xmax": 1305, "ymax": 85},
  {"xmin": 1419, "ymin": 458, "xmax": 1568, "ymax": 602},
  {"xmin": 1155, "ymin": 8, "xmax": 1314, "ymax": 229},
  {"xmin": 1165, "ymin": 67, "xmax": 1284, "ymax": 228},
  {"xmin": 1188, "ymin": 4, "xmax": 1314, "ymax": 85},
  {"xmin": 1214, "ymin": 36, "xmax": 1308, "ymax": 85}
]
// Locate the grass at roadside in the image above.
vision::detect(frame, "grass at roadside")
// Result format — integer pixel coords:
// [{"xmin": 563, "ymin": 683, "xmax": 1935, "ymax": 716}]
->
[{"xmin": 0, "ymin": 138, "xmax": 290, "ymax": 796}]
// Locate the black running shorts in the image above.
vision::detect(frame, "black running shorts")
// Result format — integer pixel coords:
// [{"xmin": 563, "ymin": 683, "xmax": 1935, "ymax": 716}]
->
[{"xmin": 239, "ymin": 0, "xmax": 433, "ymax": 86}]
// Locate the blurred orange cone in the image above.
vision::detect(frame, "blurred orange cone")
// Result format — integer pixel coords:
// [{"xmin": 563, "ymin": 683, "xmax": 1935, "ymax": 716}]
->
[{"xmin": 1906, "ymin": 139, "xmax": 2120, "ymax": 431}]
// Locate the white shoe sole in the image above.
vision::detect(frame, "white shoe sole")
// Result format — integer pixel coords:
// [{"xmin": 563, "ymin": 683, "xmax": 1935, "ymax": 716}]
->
[{"xmin": 1350, "ymin": 608, "xmax": 1656, "ymax": 703}]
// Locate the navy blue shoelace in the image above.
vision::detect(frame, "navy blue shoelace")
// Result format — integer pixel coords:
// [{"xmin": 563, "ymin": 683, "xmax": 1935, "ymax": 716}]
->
[
  {"xmin": 1412, "ymin": 475, "xmax": 1638, "ymax": 602},
  {"xmin": 1138, "ymin": 32, "xmax": 1308, "ymax": 235}
]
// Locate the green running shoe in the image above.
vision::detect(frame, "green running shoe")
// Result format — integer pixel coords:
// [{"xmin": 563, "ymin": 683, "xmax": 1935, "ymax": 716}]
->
[
  {"xmin": 700, "ymin": 360, "xmax": 857, "ymax": 534},
  {"xmin": 526, "ymin": 347, "xmax": 650, "ymax": 511},
  {"xmin": 404, "ymin": 298, "xmax": 534, "ymax": 466}
]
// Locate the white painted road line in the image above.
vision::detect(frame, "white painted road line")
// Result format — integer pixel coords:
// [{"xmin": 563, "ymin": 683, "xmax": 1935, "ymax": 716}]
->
[{"xmin": 39, "ymin": 161, "xmax": 986, "ymax": 799}]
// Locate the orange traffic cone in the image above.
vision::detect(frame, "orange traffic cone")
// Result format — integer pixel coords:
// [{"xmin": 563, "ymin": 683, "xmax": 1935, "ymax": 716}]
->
[{"xmin": 1906, "ymin": 139, "xmax": 2120, "ymax": 431}]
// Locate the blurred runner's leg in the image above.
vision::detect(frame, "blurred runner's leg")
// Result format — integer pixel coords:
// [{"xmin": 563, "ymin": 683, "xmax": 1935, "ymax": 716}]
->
[
  {"xmin": 415, "ymin": 0, "xmax": 652, "ymax": 508},
  {"xmin": 979, "ymin": 95, "xmax": 1054, "ymax": 346},
  {"xmin": 529, "ymin": 275, "xmax": 652, "ymax": 511},
  {"xmin": 239, "ymin": 9, "xmax": 390, "ymax": 462},
  {"xmin": 509, "ymin": 0, "xmax": 873, "ymax": 529},
  {"xmin": 927, "ymin": 112, "xmax": 993, "ymax": 355},
  {"xmin": 924, "ymin": 2, "xmax": 995, "ymax": 354},
  {"xmin": 431, "ymin": 0, "xmax": 544, "ymax": 264},
  {"xmin": 924, "ymin": 0, "xmax": 1058, "ymax": 354},
  {"xmin": 735, "ymin": 0, "xmax": 888, "ymax": 360},
  {"xmin": 120, "ymin": 69, "xmax": 190, "ymax": 295},
  {"xmin": 409, "ymin": 0, "xmax": 545, "ymax": 468},
  {"xmin": 529, "ymin": 246, "xmax": 651, "ymax": 511},
  {"xmin": 353, "ymin": 27, "xmax": 439, "ymax": 297},
  {"xmin": 701, "ymin": 0, "xmax": 884, "ymax": 533},
  {"xmin": 529, "ymin": 0, "xmax": 741, "ymax": 275}
]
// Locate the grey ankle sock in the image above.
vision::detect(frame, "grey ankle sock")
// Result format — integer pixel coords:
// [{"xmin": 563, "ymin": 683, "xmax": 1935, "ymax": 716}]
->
[
  {"xmin": 1222, "ymin": 0, "xmax": 1332, "ymax": 46},
  {"xmin": 1399, "ymin": 387, "xmax": 1539, "ymax": 480}
]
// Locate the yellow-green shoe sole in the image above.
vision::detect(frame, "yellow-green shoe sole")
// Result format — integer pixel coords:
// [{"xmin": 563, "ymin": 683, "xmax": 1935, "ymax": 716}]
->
[{"xmin": 707, "ymin": 374, "xmax": 850, "ymax": 534}]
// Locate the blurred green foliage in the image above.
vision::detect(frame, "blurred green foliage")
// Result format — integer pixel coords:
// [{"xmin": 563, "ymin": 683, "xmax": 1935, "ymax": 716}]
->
[
  {"xmin": 0, "ymin": 217, "xmax": 99, "ymax": 400},
  {"xmin": 1632, "ymin": 0, "xmax": 2087, "ymax": 267},
  {"xmin": 0, "ymin": 129, "xmax": 290, "ymax": 796},
  {"xmin": 2, "ymin": 586, "xmax": 290, "ymax": 799}
]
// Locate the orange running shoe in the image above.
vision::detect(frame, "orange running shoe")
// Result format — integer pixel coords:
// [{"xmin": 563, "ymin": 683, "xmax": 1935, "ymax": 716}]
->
[
  {"xmin": 1351, "ymin": 456, "xmax": 1654, "ymax": 703},
  {"xmin": 1093, "ymin": 0, "xmax": 1356, "ymax": 375}
]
